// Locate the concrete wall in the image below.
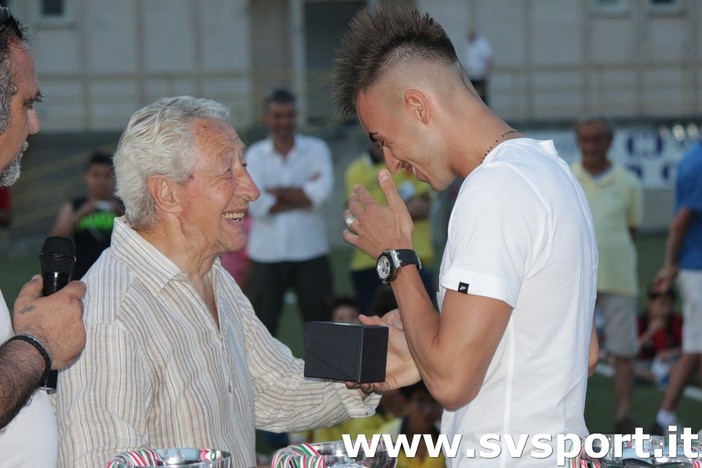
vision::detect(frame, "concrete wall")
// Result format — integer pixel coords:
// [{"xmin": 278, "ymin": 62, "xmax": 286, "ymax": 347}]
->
[
  {"xmin": 13, "ymin": 0, "xmax": 252, "ymax": 130},
  {"xmin": 4, "ymin": 0, "xmax": 702, "ymax": 131}
]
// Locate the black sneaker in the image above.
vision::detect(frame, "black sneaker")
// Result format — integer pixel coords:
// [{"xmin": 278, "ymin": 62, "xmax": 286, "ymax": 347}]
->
[
  {"xmin": 648, "ymin": 421, "xmax": 668, "ymax": 435},
  {"xmin": 649, "ymin": 421, "xmax": 667, "ymax": 436},
  {"xmin": 614, "ymin": 417, "xmax": 638, "ymax": 434}
]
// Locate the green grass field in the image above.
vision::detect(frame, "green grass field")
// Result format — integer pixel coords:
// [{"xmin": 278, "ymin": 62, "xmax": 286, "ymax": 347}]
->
[{"xmin": 2, "ymin": 233, "xmax": 700, "ymax": 440}]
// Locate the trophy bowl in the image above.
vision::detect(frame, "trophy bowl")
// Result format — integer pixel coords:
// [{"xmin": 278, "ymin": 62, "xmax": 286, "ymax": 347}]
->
[
  {"xmin": 582, "ymin": 434, "xmax": 702, "ymax": 467},
  {"xmin": 271, "ymin": 440, "xmax": 396, "ymax": 468},
  {"xmin": 105, "ymin": 447, "xmax": 231, "ymax": 467}
]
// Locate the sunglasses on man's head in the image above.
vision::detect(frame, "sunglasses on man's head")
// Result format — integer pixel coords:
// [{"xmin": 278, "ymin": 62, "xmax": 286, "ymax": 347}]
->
[{"xmin": 0, "ymin": 10, "xmax": 21, "ymax": 38}]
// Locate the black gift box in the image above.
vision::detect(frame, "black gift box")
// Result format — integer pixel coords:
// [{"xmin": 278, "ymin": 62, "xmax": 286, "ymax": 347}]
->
[{"xmin": 303, "ymin": 321, "xmax": 388, "ymax": 383}]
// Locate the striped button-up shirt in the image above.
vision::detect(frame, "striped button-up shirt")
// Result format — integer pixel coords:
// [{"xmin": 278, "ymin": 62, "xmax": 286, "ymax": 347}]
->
[{"xmin": 54, "ymin": 217, "xmax": 378, "ymax": 467}]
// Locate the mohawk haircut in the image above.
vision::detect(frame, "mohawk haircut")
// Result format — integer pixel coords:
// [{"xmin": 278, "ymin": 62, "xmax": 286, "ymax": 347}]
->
[{"xmin": 332, "ymin": 6, "xmax": 459, "ymax": 118}]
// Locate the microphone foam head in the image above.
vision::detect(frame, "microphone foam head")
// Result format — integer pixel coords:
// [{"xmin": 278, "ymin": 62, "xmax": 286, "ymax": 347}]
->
[{"xmin": 40, "ymin": 236, "xmax": 76, "ymax": 275}]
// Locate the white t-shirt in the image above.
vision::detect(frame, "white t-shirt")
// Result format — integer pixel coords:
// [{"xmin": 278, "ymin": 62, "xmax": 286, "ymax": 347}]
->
[
  {"xmin": 438, "ymin": 139, "xmax": 597, "ymax": 467},
  {"xmin": 0, "ymin": 290, "xmax": 58, "ymax": 467}
]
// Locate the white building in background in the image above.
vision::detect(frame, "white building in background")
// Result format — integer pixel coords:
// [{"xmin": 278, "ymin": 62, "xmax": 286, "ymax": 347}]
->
[
  {"xmin": 3, "ymin": 0, "xmax": 701, "ymax": 131},
  {"xmin": 0, "ymin": 0, "xmax": 699, "ymax": 241}
]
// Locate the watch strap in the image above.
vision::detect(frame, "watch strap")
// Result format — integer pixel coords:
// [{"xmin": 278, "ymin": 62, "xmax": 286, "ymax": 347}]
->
[{"xmin": 393, "ymin": 249, "xmax": 422, "ymax": 271}]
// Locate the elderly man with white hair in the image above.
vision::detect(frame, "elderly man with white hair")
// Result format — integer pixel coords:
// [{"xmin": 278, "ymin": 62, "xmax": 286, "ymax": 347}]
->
[{"xmin": 54, "ymin": 96, "xmax": 409, "ymax": 468}]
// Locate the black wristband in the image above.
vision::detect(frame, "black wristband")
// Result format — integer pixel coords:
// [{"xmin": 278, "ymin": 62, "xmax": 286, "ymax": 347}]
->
[{"xmin": 7, "ymin": 334, "xmax": 52, "ymax": 385}]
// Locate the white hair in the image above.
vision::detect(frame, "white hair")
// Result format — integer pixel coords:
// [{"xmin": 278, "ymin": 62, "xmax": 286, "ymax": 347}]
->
[{"xmin": 114, "ymin": 96, "xmax": 230, "ymax": 229}]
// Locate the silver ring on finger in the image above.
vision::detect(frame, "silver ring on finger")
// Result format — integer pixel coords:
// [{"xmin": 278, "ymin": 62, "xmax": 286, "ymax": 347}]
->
[{"xmin": 345, "ymin": 214, "xmax": 357, "ymax": 230}]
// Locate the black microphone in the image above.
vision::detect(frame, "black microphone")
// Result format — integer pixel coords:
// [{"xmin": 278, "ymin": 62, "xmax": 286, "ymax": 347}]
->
[{"xmin": 38, "ymin": 236, "xmax": 75, "ymax": 393}]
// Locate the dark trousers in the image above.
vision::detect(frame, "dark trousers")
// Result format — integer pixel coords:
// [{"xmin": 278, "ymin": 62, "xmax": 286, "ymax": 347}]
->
[
  {"xmin": 246, "ymin": 255, "xmax": 334, "ymax": 336},
  {"xmin": 470, "ymin": 78, "xmax": 489, "ymax": 106}
]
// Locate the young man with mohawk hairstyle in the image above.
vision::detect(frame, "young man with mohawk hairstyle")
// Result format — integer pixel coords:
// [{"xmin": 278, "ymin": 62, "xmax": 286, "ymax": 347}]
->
[{"xmin": 335, "ymin": 6, "xmax": 599, "ymax": 466}]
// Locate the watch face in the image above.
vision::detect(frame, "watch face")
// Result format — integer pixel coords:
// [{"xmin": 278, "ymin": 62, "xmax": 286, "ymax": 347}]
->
[{"xmin": 376, "ymin": 255, "xmax": 392, "ymax": 280}]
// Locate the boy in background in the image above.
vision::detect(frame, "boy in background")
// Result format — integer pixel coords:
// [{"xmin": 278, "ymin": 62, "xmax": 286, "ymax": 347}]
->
[
  {"xmin": 50, "ymin": 151, "xmax": 124, "ymax": 279},
  {"xmin": 636, "ymin": 286, "xmax": 682, "ymax": 387},
  {"xmin": 378, "ymin": 381, "xmax": 445, "ymax": 468}
]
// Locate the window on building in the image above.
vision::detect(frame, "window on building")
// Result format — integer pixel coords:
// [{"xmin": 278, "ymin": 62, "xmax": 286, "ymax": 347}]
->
[
  {"xmin": 41, "ymin": 0, "xmax": 65, "ymax": 17},
  {"xmin": 595, "ymin": 0, "xmax": 623, "ymax": 6},
  {"xmin": 590, "ymin": 0, "xmax": 629, "ymax": 16},
  {"xmin": 648, "ymin": 0, "xmax": 682, "ymax": 13},
  {"xmin": 36, "ymin": 0, "xmax": 73, "ymax": 27}
]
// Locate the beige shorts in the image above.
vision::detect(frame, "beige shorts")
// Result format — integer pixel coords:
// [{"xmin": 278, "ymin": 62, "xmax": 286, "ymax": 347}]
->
[
  {"xmin": 596, "ymin": 292, "xmax": 638, "ymax": 358},
  {"xmin": 679, "ymin": 270, "xmax": 702, "ymax": 353}
]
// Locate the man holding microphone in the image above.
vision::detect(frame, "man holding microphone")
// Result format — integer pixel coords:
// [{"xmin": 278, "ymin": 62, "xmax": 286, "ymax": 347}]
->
[{"xmin": 0, "ymin": 7, "xmax": 86, "ymax": 466}]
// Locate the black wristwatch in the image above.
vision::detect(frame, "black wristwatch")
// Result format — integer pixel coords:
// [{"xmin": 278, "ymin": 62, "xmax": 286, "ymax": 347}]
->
[{"xmin": 376, "ymin": 249, "xmax": 422, "ymax": 284}]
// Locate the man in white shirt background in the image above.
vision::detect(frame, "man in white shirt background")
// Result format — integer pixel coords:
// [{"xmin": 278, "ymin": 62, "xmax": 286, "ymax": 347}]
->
[
  {"xmin": 246, "ymin": 89, "xmax": 335, "ymax": 336},
  {"xmin": 464, "ymin": 29, "xmax": 494, "ymax": 106}
]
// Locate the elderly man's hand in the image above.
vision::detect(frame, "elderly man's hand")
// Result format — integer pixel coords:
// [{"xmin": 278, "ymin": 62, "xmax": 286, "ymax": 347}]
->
[{"xmin": 13, "ymin": 275, "xmax": 86, "ymax": 369}]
